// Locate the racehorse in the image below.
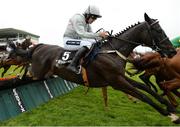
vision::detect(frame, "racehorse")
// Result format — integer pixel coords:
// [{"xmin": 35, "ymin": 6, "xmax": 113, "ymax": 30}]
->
[
  {"xmin": 0, "ymin": 38, "xmax": 32, "ymax": 77},
  {"xmin": 10, "ymin": 13, "xmax": 179, "ymax": 123},
  {"xmin": 130, "ymin": 51, "xmax": 180, "ymax": 107}
]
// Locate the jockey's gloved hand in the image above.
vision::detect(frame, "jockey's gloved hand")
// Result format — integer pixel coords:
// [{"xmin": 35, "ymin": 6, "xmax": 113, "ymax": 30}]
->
[{"xmin": 99, "ymin": 31, "xmax": 109, "ymax": 38}]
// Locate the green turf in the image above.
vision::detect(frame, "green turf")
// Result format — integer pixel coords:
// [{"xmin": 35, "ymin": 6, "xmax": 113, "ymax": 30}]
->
[{"xmin": 0, "ymin": 86, "xmax": 178, "ymax": 126}]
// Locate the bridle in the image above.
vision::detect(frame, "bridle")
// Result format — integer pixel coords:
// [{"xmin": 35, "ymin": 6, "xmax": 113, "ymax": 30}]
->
[{"xmin": 147, "ymin": 20, "xmax": 169, "ymax": 52}]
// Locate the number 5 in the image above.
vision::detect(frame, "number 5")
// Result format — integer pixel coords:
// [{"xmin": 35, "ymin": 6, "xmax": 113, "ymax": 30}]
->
[{"xmin": 62, "ymin": 52, "xmax": 71, "ymax": 60}]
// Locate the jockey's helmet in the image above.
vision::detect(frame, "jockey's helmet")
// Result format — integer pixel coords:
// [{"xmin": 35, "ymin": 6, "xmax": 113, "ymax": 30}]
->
[{"xmin": 84, "ymin": 5, "xmax": 102, "ymax": 18}]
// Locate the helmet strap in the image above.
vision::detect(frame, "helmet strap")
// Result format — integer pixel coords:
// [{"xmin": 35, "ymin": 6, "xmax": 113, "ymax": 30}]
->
[{"xmin": 84, "ymin": 14, "xmax": 91, "ymax": 24}]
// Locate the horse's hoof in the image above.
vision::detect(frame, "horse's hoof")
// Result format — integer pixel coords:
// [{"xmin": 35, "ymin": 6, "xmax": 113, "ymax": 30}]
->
[
  {"xmin": 173, "ymin": 118, "xmax": 180, "ymax": 124},
  {"xmin": 168, "ymin": 113, "xmax": 180, "ymax": 124}
]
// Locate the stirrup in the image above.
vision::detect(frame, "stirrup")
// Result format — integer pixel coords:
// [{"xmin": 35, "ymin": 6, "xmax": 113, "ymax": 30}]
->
[
  {"xmin": 72, "ymin": 65, "xmax": 82, "ymax": 74},
  {"xmin": 76, "ymin": 65, "xmax": 82, "ymax": 74},
  {"xmin": 71, "ymin": 65, "xmax": 81, "ymax": 74}
]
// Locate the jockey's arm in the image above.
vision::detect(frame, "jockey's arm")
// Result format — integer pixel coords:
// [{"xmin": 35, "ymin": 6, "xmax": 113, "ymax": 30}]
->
[{"xmin": 73, "ymin": 19, "xmax": 99, "ymax": 39}]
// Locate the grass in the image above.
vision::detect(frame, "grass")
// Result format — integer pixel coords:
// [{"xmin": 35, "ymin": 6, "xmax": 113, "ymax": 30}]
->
[
  {"xmin": 0, "ymin": 86, "xmax": 177, "ymax": 126},
  {"xmin": 0, "ymin": 63, "xmax": 179, "ymax": 126}
]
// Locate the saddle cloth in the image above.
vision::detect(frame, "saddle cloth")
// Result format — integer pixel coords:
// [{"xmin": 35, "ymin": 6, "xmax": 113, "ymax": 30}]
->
[
  {"xmin": 56, "ymin": 50, "xmax": 76, "ymax": 65},
  {"xmin": 56, "ymin": 42, "xmax": 102, "ymax": 67}
]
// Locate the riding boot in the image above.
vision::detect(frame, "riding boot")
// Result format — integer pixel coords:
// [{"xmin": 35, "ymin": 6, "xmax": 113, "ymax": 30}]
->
[{"xmin": 66, "ymin": 46, "xmax": 88, "ymax": 74}]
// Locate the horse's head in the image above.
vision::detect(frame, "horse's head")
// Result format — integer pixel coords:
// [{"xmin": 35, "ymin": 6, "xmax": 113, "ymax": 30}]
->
[
  {"xmin": 143, "ymin": 13, "xmax": 176, "ymax": 58},
  {"xmin": 17, "ymin": 37, "xmax": 32, "ymax": 50},
  {"xmin": 6, "ymin": 37, "xmax": 32, "ymax": 59},
  {"xmin": 106, "ymin": 13, "xmax": 176, "ymax": 58}
]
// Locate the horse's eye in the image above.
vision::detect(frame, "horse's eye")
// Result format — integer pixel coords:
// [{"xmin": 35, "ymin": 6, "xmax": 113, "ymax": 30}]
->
[{"xmin": 153, "ymin": 28, "xmax": 162, "ymax": 34}]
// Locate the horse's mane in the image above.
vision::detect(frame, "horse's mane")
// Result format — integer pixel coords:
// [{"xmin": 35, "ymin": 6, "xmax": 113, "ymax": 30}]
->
[{"xmin": 113, "ymin": 22, "xmax": 141, "ymax": 37}]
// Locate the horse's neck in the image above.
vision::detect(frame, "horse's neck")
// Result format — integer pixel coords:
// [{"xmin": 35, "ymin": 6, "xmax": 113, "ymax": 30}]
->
[
  {"xmin": 102, "ymin": 22, "xmax": 148, "ymax": 57},
  {"xmin": 113, "ymin": 35, "xmax": 138, "ymax": 57}
]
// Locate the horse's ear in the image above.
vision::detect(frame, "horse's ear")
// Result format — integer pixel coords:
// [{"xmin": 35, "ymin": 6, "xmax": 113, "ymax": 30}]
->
[
  {"xmin": 144, "ymin": 13, "xmax": 150, "ymax": 21},
  {"xmin": 26, "ymin": 36, "xmax": 31, "ymax": 40},
  {"xmin": 144, "ymin": 13, "xmax": 153, "ymax": 24}
]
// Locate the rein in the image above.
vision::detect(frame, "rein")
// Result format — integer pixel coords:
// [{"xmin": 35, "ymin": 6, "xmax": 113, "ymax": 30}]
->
[
  {"xmin": 98, "ymin": 32, "xmax": 142, "ymax": 61},
  {"xmin": 101, "ymin": 33, "xmax": 143, "ymax": 61},
  {"xmin": 109, "ymin": 35, "xmax": 143, "ymax": 46},
  {"xmin": 147, "ymin": 20, "xmax": 169, "ymax": 53}
]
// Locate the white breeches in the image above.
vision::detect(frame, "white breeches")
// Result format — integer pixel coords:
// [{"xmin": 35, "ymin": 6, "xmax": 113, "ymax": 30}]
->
[{"xmin": 63, "ymin": 37, "xmax": 96, "ymax": 50}]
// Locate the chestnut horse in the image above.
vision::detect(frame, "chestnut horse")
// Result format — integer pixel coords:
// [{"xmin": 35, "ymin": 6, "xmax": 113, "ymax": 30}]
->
[
  {"xmin": 9, "ymin": 13, "xmax": 179, "ymax": 123},
  {"xmin": 131, "ymin": 50, "xmax": 180, "ymax": 107}
]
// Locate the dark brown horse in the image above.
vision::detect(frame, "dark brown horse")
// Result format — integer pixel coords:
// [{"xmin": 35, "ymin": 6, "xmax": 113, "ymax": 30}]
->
[{"xmin": 10, "ymin": 13, "xmax": 179, "ymax": 123}]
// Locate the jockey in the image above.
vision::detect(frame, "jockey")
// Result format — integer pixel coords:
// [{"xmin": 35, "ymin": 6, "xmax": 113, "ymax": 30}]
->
[{"xmin": 63, "ymin": 5, "xmax": 108, "ymax": 74}]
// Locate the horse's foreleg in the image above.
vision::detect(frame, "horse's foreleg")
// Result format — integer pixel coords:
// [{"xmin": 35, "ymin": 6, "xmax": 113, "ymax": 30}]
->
[
  {"xmin": 111, "ymin": 77, "xmax": 170, "ymax": 116},
  {"xmin": 111, "ymin": 77, "xmax": 180, "ymax": 124},
  {"xmin": 139, "ymin": 73, "xmax": 151, "ymax": 88},
  {"xmin": 159, "ymin": 79, "xmax": 179, "ymax": 107},
  {"xmin": 139, "ymin": 73, "xmax": 158, "ymax": 92},
  {"xmin": 160, "ymin": 78, "xmax": 180, "ymax": 91},
  {"xmin": 124, "ymin": 76, "xmax": 176, "ymax": 113}
]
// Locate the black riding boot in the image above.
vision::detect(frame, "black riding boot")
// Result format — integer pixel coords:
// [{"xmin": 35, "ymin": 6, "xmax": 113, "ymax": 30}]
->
[{"xmin": 66, "ymin": 46, "xmax": 88, "ymax": 74}]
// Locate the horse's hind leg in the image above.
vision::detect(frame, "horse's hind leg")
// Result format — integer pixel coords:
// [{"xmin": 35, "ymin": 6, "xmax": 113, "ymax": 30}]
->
[
  {"xmin": 125, "ymin": 76, "xmax": 176, "ymax": 113},
  {"xmin": 84, "ymin": 87, "xmax": 108, "ymax": 108}
]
